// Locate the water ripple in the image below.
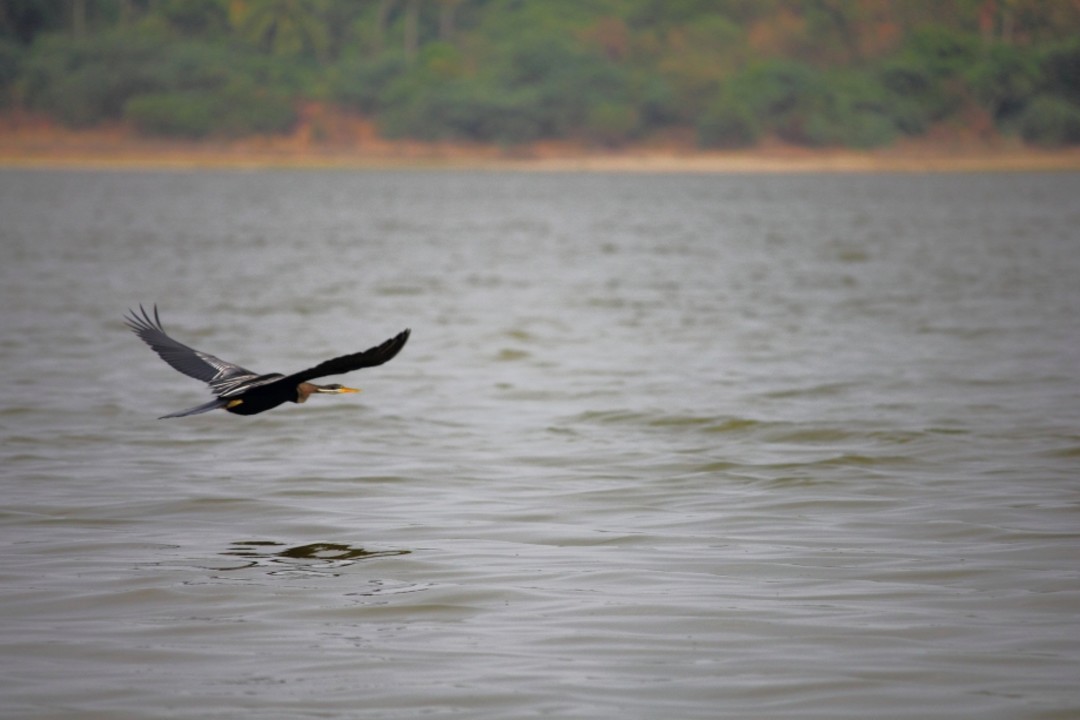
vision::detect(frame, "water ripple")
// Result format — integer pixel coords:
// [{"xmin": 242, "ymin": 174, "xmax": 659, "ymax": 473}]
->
[{"xmin": 2, "ymin": 169, "xmax": 1079, "ymax": 719}]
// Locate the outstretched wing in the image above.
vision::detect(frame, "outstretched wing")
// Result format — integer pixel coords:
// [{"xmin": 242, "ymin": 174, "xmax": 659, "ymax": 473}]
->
[
  {"xmin": 158, "ymin": 397, "xmax": 229, "ymax": 419},
  {"xmin": 125, "ymin": 304, "xmax": 263, "ymax": 396},
  {"xmin": 283, "ymin": 329, "xmax": 411, "ymax": 385}
]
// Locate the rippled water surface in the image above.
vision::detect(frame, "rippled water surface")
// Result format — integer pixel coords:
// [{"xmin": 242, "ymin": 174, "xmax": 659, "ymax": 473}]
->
[{"xmin": 2, "ymin": 168, "xmax": 1079, "ymax": 719}]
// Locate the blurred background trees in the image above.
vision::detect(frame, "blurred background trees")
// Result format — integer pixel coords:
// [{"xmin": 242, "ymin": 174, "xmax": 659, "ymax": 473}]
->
[{"xmin": 1, "ymin": 0, "xmax": 1078, "ymax": 147}]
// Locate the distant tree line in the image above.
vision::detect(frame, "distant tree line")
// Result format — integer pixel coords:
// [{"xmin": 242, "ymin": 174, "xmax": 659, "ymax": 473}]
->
[{"xmin": 1, "ymin": 0, "xmax": 1079, "ymax": 147}]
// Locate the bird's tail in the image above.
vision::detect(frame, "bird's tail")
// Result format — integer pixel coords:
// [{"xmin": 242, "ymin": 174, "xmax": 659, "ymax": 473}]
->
[{"xmin": 159, "ymin": 398, "xmax": 228, "ymax": 419}]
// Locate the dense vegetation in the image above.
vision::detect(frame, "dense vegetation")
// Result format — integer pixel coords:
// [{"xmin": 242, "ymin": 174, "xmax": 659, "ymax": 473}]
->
[{"xmin": 2, "ymin": 0, "xmax": 1079, "ymax": 148}]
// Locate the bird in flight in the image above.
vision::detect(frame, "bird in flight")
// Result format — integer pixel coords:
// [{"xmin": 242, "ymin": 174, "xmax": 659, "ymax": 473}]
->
[{"xmin": 126, "ymin": 305, "xmax": 410, "ymax": 418}]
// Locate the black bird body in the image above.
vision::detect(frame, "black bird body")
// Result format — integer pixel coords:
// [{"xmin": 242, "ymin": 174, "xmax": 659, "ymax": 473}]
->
[
  {"xmin": 214, "ymin": 375, "xmax": 292, "ymax": 416},
  {"xmin": 125, "ymin": 305, "xmax": 410, "ymax": 418}
]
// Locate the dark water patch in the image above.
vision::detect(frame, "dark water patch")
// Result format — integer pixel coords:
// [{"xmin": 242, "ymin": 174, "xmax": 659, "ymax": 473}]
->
[
  {"xmin": 503, "ymin": 328, "xmax": 537, "ymax": 342},
  {"xmin": 572, "ymin": 409, "xmax": 652, "ymax": 425},
  {"xmin": 648, "ymin": 414, "xmax": 735, "ymax": 429},
  {"xmin": 758, "ymin": 426, "xmax": 866, "ymax": 444},
  {"xmin": 761, "ymin": 381, "xmax": 861, "ymax": 399},
  {"xmin": 224, "ymin": 540, "xmax": 410, "ymax": 562},
  {"xmin": 1045, "ymin": 442, "xmax": 1080, "ymax": 459},
  {"xmin": 268, "ymin": 474, "xmax": 415, "ymax": 498},
  {"xmin": 778, "ymin": 452, "xmax": 921, "ymax": 469},
  {"xmin": 495, "ymin": 348, "xmax": 531, "ymax": 361},
  {"xmin": 702, "ymin": 417, "xmax": 766, "ymax": 434},
  {"xmin": 572, "ymin": 409, "xmax": 764, "ymax": 434},
  {"xmin": 216, "ymin": 541, "xmax": 411, "ymax": 576}
]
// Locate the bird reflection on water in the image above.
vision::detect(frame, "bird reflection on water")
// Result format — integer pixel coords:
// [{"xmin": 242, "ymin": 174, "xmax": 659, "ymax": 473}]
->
[{"xmin": 220, "ymin": 541, "xmax": 410, "ymax": 575}]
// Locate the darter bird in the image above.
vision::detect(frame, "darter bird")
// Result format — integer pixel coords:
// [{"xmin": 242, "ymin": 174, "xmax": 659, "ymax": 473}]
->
[{"xmin": 126, "ymin": 305, "xmax": 410, "ymax": 418}]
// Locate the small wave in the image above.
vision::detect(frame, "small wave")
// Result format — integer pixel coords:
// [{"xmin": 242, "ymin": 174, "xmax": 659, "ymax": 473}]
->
[
  {"xmin": 1046, "ymin": 441, "xmax": 1080, "ymax": 458},
  {"xmin": 495, "ymin": 348, "xmax": 531, "ymax": 361},
  {"xmin": 346, "ymin": 579, "xmax": 436, "ymax": 598},
  {"xmin": 572, "ymin": 409, "xmax": 763, "ymax": 434},
  {"xmin": 761, "ymin": 381, "xmax": 859, "ymax": 399}
]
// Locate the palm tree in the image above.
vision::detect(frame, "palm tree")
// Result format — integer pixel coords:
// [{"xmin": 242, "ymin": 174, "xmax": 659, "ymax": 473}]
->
[
  {"xmin": 71, "ymin": 0, "xmax": 87, "ymax": 38},
  {"xmin": 435, "ymin": 0, "xmax": 463, "ymax": 42},
  {"xmin": 403, "ymin": 0, "xmax": 419, "ymax": 62},
  {"xmin": 373, "ymin": 0, "xmax": 397, "ymax": 55},
  {"xmin": 232, "ymin": 0, "xmax": 330, "ymax": 61}
]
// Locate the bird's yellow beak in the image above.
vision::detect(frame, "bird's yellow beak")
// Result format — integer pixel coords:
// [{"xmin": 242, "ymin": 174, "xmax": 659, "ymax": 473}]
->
[{"xmin": 337, "ymin": 386, "xmax": 360, "ymax": 394}]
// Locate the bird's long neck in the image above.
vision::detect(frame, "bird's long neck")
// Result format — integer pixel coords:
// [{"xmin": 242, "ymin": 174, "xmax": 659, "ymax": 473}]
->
[{"xmin": 295, "ymin": 382, "xmax": 317, "ymax": 404}]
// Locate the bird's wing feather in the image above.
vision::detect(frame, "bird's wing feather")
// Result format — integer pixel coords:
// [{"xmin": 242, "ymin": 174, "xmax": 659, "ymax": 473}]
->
[
  {"xmin": 159, "ymin": 397, "xmax": 229, "ymax": 419},
  {"xmin": 215, "ymin": 373, "xmax": 287, "ymax": 397},
  {"xmin": 283, "ymin": 329, "xmax": 411, "ymax": 385},
  {"xmin": 126, "ymin": 305, "xmax": 261, "ymax": 393}
]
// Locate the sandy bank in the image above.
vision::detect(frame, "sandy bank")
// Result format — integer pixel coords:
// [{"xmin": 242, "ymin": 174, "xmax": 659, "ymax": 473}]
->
[{"xmin": 2, "ymin": 115, "xmax": 1078, "ymax": 173}]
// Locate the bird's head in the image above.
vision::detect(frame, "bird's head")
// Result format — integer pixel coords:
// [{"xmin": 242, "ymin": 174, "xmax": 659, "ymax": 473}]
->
[
  {"xmin": 296, "ymin": 382, "xmax": 360, "ymax": 403},
  {"xmin": 312, "ymin": 383, "xmax": 360, "ymax": 395}
]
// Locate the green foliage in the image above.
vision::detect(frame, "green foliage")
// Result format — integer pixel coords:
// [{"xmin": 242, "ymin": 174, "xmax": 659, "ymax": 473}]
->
[
  {"xmin": 5, "ymin": 1, "xmax": 1080, "ymax": 147},
  {"xmin": 585, "ymin": 100, "xmax": 640, "ymax": 146},
  {"xmin": 19, "ymin": 27, "xmax": 297, "ymax": 136},
  {"xmin": 1016, "ymin": 95, "xmax": 1080, "ymax": 146},
  {"xmin": 740, "ymin": 60, "xmax": 817, "ymax": 116},
  {"xmin": 702, "ymin": 63, "xmax": 897, "ymax": 148},
  {"xmin": 379, "ymin": 76, "xmax": 542, "ymax": 144},
  {"xmin": 801, "ymin": 71, "xmax": 898, "ymax": 148},
  {"xmin": 233, "ymin": 0, "xmax": 331, "ymax": 60},
  {"xmin": 966, "ymin": 44, "xmax": 1039, "ymax": 122},
  {"xmin": 20, "ymin": 32, "xmax": 165, "ymax": 125},
  {"xmin": 124, "ymin": 83, "xmax": 295, "ymax": 138},
  {"xmin": 124, "ymin": 91, "xmax": 216, "ymax": 137},
  {"xmin": 878, "ymin": 59, "xmax": 957, "ymax": 134},
  {"xmin": 331, "ymin": 52, "xmax": 408, "ymax": 113},
  {"xmin": 724, "ymin": 59, "xmax": 823, "ymax": 143},
  {"xmin": 635, "ymin": 75, "xmax": 681, "ymax": 128},
  {"xmin": 156, "ymin": 0, "xmax": 229, "ymax": 38},
  {"xmin": 697, "ymin": 94, "xmax": 759, "ymax": 148},
  {"xmin": 0, "ymin": 38, "xmax": 20, "ymax": 106},
  {"xmin": 370, "ymin": 27, "xmax": 635, "ymax": 145},
  {"xmin": 1038, "ymin": 38, "xmax": 1080, "ymax": 105},
  {"xmin": 217, "ymin": 82, "xmax": 296, "ymax": 135},
  {"xmin": 648, "ymin": 14, "xmax": 744, "ymax": 123},
  {"xmin": 0, "ymin": 0, "xmax": 68, "ymax": 45},
  {"xmin": 492, "ymin": 32, "xmax": 631, "ymax": 138},
  {"xmin": 902, "ymin": 26, "xmax": 980, "ymax": 77}
]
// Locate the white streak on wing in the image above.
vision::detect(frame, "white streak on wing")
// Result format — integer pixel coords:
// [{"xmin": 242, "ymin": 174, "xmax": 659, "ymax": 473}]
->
[{"xmin": 214, "ymin": 372, "xmax": 286, "ymax": 397}]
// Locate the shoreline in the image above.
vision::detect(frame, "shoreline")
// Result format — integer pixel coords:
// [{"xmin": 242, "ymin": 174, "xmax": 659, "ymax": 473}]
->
[{"xmin": 3, "ymin": 121, "xmax": 1079, "ymax": 173}]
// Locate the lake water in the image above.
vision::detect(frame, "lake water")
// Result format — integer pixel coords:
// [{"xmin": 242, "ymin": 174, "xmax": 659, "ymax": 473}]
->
[{"xmin": 1, "ymin": 168, "xmax": 1078, "ymax": 719}]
